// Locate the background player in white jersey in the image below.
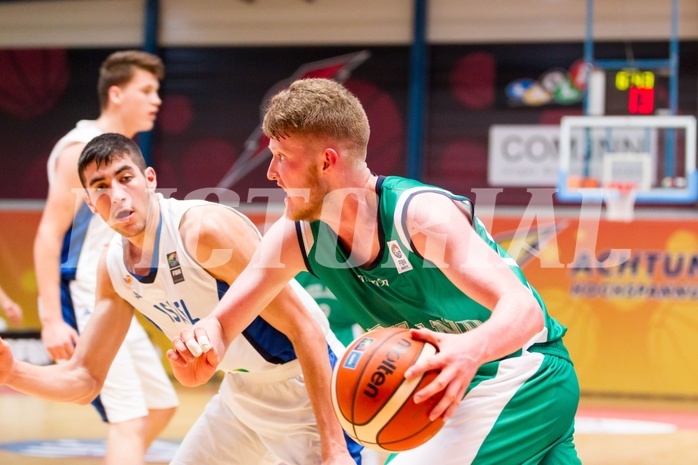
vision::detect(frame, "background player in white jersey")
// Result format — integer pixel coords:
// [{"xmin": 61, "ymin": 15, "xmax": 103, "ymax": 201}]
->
[
  {"xmin": 32, "ymin": 50, "xmax": 177, "ymax": 465},
  {"xmin": 172, "ymin": 78, "xmax": 581, "ymax": 465},
  {"xmin": 0, "ymin": 132, "xmax": 361, "ymax": 465}
]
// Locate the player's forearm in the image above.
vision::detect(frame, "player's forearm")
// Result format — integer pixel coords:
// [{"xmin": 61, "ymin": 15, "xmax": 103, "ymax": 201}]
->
[
  {"xmin": 470, "ymin": 290, "xmax": 545, "ymax": 365},
  {"xmin": 292, "ymin": 326, "xmax": 350, "ymax": 461},
  {"xmin": 213, "ymin": 268, "xmax": 289, "ymax": 349},
  {"xmin": 7, "ymin": 358, "xmax": 101, "ymax": 405}
]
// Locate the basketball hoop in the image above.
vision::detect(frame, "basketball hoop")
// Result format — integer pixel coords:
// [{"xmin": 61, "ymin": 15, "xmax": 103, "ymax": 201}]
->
[{"xmin": 604, "ymin": 182, "xmax": 636, "ymax": 222}]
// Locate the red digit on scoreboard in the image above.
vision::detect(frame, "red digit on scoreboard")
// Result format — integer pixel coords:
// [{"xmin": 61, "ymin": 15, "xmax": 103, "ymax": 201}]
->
[{"xmin": 628, "ymin": 86, "xmax": 655, "ymax": 114}]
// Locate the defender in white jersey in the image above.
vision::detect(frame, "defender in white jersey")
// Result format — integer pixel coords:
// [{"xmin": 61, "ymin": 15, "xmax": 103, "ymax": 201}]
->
[
  {"xmin": 107, "ymin": 193, "xmax": 361, "ymax": 464},
  {"xmin": 0, "ymin": 132, "xmax": 360, "ymax": 465},
  {"xmin": 32, "ymin": 51, "xmax": 177, "ymax": 465}
]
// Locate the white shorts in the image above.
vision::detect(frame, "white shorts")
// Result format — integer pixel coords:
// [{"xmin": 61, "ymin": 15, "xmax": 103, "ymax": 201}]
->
[
  {"xmin": 172, "ymin": 361, "xmax": 359, "ymax": 465},
  {"xmin": 69, "ymin": 279, "xmax": 179, "ymax": 424}
]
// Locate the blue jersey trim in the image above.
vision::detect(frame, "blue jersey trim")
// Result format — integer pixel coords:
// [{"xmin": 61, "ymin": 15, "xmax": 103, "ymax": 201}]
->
[
  {"xmin": 216, "ymin": 280, "xmax": 297, "ymax": 364},
  {"xmin": 59, "ymin": 279, "xmax": 78, "ymax": 332},
  {"xmin": 60, "ymin": 203, "xmax": 93, "ymax": 281}
]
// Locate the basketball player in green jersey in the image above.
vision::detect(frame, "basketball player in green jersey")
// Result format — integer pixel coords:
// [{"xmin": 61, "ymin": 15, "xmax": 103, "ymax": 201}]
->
[{"xmin": 169, "ymin": 78, "xmax": 582, "ymax": 465}]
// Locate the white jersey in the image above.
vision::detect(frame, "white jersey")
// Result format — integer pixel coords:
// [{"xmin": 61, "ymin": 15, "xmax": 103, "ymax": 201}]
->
[
  {"xmin": 49, "ymin": 120, "xmax": 113, "ymax": 292},
  {"xmin": 106, "ymin": 194, "xmax": 345, "ymax": 374}
]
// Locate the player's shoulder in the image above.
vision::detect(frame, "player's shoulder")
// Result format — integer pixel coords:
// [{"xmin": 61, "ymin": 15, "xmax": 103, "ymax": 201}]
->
[{"xmin": 176, "ymin": 198, "xmax": 260, "ymax": 242}]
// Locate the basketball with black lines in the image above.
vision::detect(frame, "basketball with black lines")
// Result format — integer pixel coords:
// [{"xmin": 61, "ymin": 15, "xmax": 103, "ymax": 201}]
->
[{"xmin": 331, "ymin": 327, "xmax": 445, "ymax": 452}]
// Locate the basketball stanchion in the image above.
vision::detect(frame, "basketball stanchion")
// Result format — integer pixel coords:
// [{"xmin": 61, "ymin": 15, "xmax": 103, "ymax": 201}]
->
[{"xmin": 603, "ymin": 182, "xmax": 637, "ymax": 222}]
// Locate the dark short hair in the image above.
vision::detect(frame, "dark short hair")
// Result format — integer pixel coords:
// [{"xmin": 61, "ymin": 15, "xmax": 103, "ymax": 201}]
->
[
  {"xmin": 97, "ymin": 50, "xmax": 164, "ymax": 109},
  {"xmin": 78, "ymin": 133, "xmax": 147, "ymax": 187}
]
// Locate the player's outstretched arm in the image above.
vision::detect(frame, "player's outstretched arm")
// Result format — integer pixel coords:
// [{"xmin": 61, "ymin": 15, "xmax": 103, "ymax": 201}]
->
[
  {"xmin": 0, "ymin": 254, "xmax": 134, "ymax": 404},
  {"xmin": 404, "ymin": 192, "xmax": 544, "ymax": 421}
]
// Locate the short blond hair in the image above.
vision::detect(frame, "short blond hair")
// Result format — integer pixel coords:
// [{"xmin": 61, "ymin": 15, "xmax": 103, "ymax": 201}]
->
[{"xmin": 262, "ymin": 78, "xmax": 370, "ymax": 155}]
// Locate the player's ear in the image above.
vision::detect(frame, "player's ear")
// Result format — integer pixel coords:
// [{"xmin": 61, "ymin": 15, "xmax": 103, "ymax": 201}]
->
[
  {"xmin": 108, "ymin": 85, "xmax": 123, "ymax": 105},
  {"xmin": 144, "ymin": 166, "xmax": 157, "ymax": 189},
  {"xmin": 83, "ymin": 192, "xmax": 97, "ymax": 213},
  {"xmin": 322, "ymin": 148, "xmax": 338, "ymax": 172}
]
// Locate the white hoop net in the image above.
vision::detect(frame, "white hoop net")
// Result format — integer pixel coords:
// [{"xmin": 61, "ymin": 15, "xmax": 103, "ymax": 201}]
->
[{"xmin": 604, "ymin": 182, "xmax": 637, "ymax": 222}]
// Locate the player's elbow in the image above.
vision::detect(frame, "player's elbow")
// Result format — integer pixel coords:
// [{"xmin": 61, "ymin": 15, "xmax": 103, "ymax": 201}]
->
[
  {"xmin": 505, "ymin": 290, "xmax": 544, "ymax": 335},
  {"xmin": 522, "ymin": 293, "xmax": 545, "ymax": 333},
  {"xmin": 72, "ymin": 375, "xmax": 104, "ymax": 405}
]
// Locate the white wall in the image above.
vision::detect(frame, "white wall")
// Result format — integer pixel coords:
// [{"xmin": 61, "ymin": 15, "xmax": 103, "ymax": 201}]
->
[{"xmin": 0, "ymin": 0, "xmax": 695, "ymax": 48}]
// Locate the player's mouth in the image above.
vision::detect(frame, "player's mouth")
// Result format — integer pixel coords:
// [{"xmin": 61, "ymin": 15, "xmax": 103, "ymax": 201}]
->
[{"xmin": 114, "ymin": 208, "xmax": 133, "ymax": 222}]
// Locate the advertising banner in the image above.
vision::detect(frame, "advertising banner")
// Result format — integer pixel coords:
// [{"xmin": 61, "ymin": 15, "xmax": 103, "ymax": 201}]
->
[{"xmin": 489, "ymin": 214, "xmax": 698, "ymax": 397}]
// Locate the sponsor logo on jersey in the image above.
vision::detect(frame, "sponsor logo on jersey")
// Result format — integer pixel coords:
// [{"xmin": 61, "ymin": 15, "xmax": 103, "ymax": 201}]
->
[
  {"xmin": 387, "ymin": 240, "xmax": 413, "ymax": 274},
  {"xmin": 357, "ymin": 275, "xmax": 389, "ymax": 287},
  {"xmin": 167, "ymin": 251, "xmax": 185, "ymax": 284}
]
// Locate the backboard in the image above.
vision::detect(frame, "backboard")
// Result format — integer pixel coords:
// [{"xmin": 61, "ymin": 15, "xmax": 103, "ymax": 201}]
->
[{"xmin": 556, "ymin": 115, "xmax": 697, "ymax": 203}]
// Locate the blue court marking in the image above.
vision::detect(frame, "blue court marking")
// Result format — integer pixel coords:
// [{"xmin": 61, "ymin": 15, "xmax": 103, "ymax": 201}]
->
[{"xmin": 0, "ymin": 438, "xmax": 180, "ymax": 462}]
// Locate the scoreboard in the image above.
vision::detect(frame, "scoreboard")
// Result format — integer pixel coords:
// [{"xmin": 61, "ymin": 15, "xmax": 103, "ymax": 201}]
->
[{"xmin": 604, "ymin": 68, "xmax": 669, "ymax": 115}]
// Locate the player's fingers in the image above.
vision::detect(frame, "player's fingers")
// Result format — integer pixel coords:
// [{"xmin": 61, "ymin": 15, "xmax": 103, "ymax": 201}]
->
[
  {"xmin": 413, "ymin": 368, "xmax": 450, "ymax": 404},
  {"xmin": 166, "ymin": 348, "xmax": 187, "ymax": 367},
  {"xmin": 405, "ymin": 350, "xmax": 444, "ymax": 379},
  {"xmin": 428, "ymin": 381, "xmax": 464, "ymax": 421},
  {"xmin": 171, "ymin": 336, "xmax": 194, "ymax": 364},
  {"xmin": 179, "ymin": 327, "xmax": 195, "ymax": 344},
  {"xmin": 177, "ymin": 328, "xmax": 203, "ymax": 357},
  {"xmin": 185, "ymin": 337, "xmax": 203, "ymax": 357},
  {"xmin": 193, "ymin": 327, "xmax": 212, "ymax": 353},
  {"xmin": 204, "ymin": 346, "xmax": 220, "ymax": 367},
  {"xmin": 48, "ymin": 344, "xmax": 71, "ymax": 362},
  {"xmin": 64, "ymin": 341, "xmax": 76, "ymax": 358},
  {"xmin": 408, "ymin": 327, "xmax": 441, "ymax": 347}
]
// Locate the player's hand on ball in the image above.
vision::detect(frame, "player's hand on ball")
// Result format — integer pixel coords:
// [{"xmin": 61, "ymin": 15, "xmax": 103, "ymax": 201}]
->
[{"xmin": 405, "ymin": 328, "xmax": 478, "ymax": 421}]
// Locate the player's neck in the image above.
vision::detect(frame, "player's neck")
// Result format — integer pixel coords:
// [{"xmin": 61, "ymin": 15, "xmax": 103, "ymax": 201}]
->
[
  {"xmin": 334, "ymin": 174, "xmax": 380, "ymax": 268},
  {"xmin": 124, "ymin": 196, "xmax": 161, "ymax": 275},
  {"xmin": 94, "ymin": 113, "xmax": 137, "ymax": 139}
]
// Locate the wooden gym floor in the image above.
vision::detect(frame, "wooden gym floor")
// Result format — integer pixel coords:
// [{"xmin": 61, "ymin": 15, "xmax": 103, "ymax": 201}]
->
[{"xmin": 2, "ymin": 381, "xmax": 698, "ymax": 465}]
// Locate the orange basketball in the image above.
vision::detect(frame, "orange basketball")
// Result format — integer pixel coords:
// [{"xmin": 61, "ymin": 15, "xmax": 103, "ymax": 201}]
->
[{"xmin": 331, "ymin": 327, "xmax": 445, "ymax": 452}]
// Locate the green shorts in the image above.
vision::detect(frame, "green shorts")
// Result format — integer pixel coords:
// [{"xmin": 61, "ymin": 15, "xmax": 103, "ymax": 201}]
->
[{"xmin": 386, "ymin": 344, "xmax": 581, "ymax": 465}]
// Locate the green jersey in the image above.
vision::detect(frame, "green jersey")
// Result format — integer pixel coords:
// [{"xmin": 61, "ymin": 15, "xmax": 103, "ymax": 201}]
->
[{"xmin": 296, "ymin": 176, "xmax": 568, "ymax": 360}]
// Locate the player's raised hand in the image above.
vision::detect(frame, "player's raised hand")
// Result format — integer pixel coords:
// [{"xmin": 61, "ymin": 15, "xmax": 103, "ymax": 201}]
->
[{"xmin": 405, "ymin": 327, "xmax": 478, "ymax": 421}]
